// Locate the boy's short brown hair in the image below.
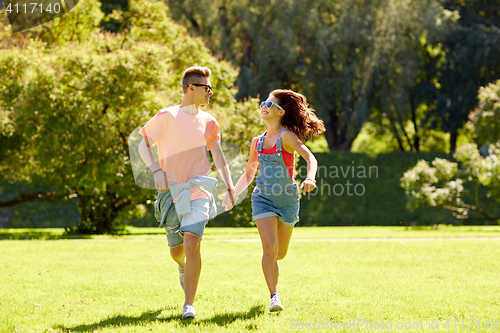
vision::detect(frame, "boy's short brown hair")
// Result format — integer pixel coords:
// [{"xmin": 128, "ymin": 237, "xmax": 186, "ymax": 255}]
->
[{"xmin": 182, "ymin": 66, "xmax": 212, "ymax": 92}]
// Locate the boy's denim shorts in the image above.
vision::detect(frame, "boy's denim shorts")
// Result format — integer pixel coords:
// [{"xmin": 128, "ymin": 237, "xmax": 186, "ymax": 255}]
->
[{"xmin": 165, "ymin": 198, "xmax": 210, "ymax": 248}]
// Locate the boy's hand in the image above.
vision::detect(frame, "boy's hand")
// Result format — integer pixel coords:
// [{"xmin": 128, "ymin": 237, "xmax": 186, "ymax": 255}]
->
[
  {"xmin": 222, "ymin": 189, "xmax": 236, "ymax": 211},
  {"xmin": 154, "ymin": 170, "xmax": 168, "ymax": 193}
]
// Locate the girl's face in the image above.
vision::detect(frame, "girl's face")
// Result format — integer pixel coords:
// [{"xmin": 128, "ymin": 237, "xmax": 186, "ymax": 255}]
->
[{"xmin": 260, "ymin": 95, "xmax": 284, "ymax": 120}]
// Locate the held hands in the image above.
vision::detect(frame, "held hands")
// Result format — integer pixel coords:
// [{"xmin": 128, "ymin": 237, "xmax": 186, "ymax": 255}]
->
[
  {"xmin": 222, "ymin": 188, "xmax": 236, "ymax": 211},
  {"xmin": 300, "ymin": 178, "xmax": 316, "ymax": 195}
]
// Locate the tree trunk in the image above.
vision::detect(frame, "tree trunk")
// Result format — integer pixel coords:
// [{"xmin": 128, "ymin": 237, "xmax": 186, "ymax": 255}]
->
[
  {"xmin": 75, "ymin": 193, "xmax": 130, "ymax": 234},
  {"xmin": 242, "ymin": 37, "xmax": 252, "ymax": 68},
  {"xmin": 324, "ymin": 112, "xmax": 355, "ymax": 151},
  {"xmin": 397, "ymin": 115, "xmax": 413, "ymax": 151},
  {"xmin": 410, "ymin": 94, "xmax": 420, "ymax": 151},
  {"xmin": 388, "ymin": 114, "xmax": 406, "ymax": 151},
  {"xmin": 218, "ymin": 2, "xmax": 229, "ymax": 59},
  {"xmin": 450, "ymin": 129, "xmax": 458, "ymax": 153}
]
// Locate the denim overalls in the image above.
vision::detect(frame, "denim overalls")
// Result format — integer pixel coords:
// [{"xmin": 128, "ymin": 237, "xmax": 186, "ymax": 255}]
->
[{"xmin": 251, "ymin": 128, "xmax": 300, "ymax": 226}]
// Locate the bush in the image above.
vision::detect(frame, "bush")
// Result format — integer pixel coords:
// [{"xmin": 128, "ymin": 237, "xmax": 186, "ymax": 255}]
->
[
  {"xmin": 400, "ymin": 80, "xmax": 500, "ymax": 224},
  {"xmin": 298, "ymin": 151, "xmax": 459, "ymax": 226}
]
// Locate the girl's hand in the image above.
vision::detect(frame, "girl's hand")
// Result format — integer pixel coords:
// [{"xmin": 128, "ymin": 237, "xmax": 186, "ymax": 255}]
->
[
  {"xmin": 300, "ymin": 179, "xmax": 316, "ymax": 195},
  {"xmin": 222, "ymin": 190, "xmax": 236, "ymax": 211}
]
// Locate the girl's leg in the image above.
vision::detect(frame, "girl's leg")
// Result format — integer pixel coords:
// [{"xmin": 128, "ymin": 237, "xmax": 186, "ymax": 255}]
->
[
  {"xmin": 255, "ymin": 217, "xmax": 279, "ymax": 294},
  {"xmin": 276, "ymin": 222, "xmax": 294, "ymax": 260}
]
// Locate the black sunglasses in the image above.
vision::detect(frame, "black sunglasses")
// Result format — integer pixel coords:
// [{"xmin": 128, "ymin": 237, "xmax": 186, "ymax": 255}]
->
[{"xmin": 191, "ymin": 84, "xmax": 213, "ymax": 92}]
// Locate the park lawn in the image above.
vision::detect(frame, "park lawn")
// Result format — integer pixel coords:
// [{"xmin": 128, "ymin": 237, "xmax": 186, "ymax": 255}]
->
[
  {"xmin": 1, "ymin": 225, "xmax": 500, "ymax": 240},
  {"xmin": 0, "ymin": 229, "xmax": 499, "ymax": 332},
  {"xmin": 0, "ymin": 225, "xmax": 500, "ymax": 240}
]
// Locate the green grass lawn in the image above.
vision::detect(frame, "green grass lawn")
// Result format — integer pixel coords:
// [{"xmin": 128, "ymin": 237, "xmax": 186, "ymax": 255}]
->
[
  {"xmin": 1, "ymin": 227, "xmax": 500, "ymax": 332},
  {"xmin": 1, "ymin": 225, "xmax": 500, "ymax": 240}
]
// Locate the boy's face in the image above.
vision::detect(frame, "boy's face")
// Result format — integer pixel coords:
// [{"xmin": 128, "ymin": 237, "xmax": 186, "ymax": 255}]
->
[{"xmin": 190, "ymin": 76, "xmax": 213, "ymax": 106}]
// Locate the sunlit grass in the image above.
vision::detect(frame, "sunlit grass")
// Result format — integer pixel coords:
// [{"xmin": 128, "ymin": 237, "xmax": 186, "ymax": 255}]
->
[
  {"xmin": 1, "ymin": 227, "xmax": 499, "ymax": 332},
  {"xmin": 1, "ymin": 225, "xmax": 500, "ymax": 240}
]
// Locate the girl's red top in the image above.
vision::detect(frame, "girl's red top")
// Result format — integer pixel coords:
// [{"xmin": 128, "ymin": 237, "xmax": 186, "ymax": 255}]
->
[{"xmin": 256, "ymin": 140, "xmax": 295, "ymax": 181}]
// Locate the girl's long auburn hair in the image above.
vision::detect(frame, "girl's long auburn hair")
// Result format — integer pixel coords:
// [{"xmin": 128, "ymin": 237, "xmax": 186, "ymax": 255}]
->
[{"xmin": 271, "ymin": 89, "xmax": 326, "ymax": 142}]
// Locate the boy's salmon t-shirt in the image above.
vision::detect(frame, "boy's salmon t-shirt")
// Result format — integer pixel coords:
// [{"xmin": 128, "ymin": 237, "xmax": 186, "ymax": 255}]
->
[{"xmin": 140, "ymin": 106, "xmax": 220, "ymax": 201}]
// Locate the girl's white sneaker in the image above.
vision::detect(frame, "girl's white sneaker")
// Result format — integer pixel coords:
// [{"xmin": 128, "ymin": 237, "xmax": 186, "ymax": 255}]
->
[
  {"xmin": 270, "ymin": 293, "xmax": 283, "ymax": 312},
  {"xmin": 183, "ymin": 304, "xmax": 195, "ymax": 318}
]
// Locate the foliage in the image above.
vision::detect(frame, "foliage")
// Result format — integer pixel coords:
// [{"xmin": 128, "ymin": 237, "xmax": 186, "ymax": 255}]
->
[
  {"xmin": 165, "ymin": 0, "xmax": 460, "ymax": 151},
  {"xmin": 351, "ymin": 118, "xmax": 475, "ymax": 156},
  {"xmin": 423, "ymin": 0, "xmax": 500, "ymax": 152},
  {"xmin": 352, "ymin": 120, "xmax": 452, "ymax": 156},
  {"xmin": 401, "ymin": 143, "xmax": 500, "ymax": 221},
  {"xmin": 401, "ymin": 79, "xmax": 500, "ymax": 222},
  {"xmin": 0, "ymin": 0, "xmax": 104, "ymax": 46},
  {"xmin": 297, "ymin": 151, "xmax": 466, "ymax": 226},
  {"xmin": 99, "ymin": 0, "xmax": 129, "ymax": 32},
  {"xmin": 304, "ymin": 135, "xmax": 330, "ymax": 154},
  {"xmin": 0, "ymin": 0, "xmax": 238, "ymax": 233},
  {"xmin": 469, "ymin": 79, "xmax": 500, "ymax": 146}
]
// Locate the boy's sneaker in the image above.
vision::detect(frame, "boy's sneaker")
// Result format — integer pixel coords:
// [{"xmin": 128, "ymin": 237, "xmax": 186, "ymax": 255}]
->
[
  {"xmin": 269, "ymin": 293, "xmax": 283, "ymax": 312},
  {"xmin": 178, "ymin": 266, "xmax": 185, "ymax": 291},
  {"xmin": 183, "ymin": 304, "xmax": 196, "ymax": 318}
]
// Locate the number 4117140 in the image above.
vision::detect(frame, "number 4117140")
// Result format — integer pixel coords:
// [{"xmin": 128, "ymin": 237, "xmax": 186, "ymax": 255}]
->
[
  {"xmin": 443, "ymin": 319, "xmax": 498, "ymax": 329},
  {"xmin": 6, "ymin": 2, "xmax": 61, "ymax": 14}
]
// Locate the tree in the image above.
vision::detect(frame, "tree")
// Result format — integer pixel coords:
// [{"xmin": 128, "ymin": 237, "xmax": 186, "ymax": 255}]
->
[
  {"xmin": 0, "ymin": 0, "xmax": 238, "ymax": 233},
  {"xmin": 400, "ymin": 80, "xmax": 500, "ymax": 222},
  {"xmin": 165, "ymin": 0, "xmax": 452, "ymax": 151},
  {"xmin": 303, "ymin": 0, "xmax": 452, "ymax": 151},
  {"xmin": 424, "ymin": 0, "xmax": 500, "ymax": 153}
]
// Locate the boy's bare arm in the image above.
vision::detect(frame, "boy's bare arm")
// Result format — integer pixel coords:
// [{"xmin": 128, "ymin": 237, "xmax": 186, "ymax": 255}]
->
[
  {"xmin": 138, "ymin": 137, "xmax": 168, "ymax": 192},
  {"xmin": 210, "ymin": 141, "xmax": 236, "ymax": 204},
  {"xmin": 138, "ymin": 137, "xmax": 160, "ymax": 171}
]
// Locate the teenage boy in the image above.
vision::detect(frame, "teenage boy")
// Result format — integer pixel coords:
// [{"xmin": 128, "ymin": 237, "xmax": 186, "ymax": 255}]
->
[{"xmin": 138, "ymin": 66, "xmax": 235, "ymax": 318}]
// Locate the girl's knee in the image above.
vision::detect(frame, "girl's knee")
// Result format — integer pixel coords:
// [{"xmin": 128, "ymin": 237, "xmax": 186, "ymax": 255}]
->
[{"xmin": 262, "ymin": 241, "xmax": 278, "ymax": 257}]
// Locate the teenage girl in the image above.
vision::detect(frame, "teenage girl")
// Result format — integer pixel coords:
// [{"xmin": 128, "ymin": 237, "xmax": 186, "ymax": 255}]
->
[{"xmin": 223, "ymin": 89, "xmax": 325, "ymax": 312}]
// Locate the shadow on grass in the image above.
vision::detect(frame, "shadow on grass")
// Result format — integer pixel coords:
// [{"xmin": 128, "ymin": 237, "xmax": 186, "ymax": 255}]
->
[
  {"xmin": 119, "ymin": 232, "xmax": 165, "ymax": 236},
  {"xmin": 0, "ymin": 227, "xmax": 144, "ymax": 240},
  {"xmin": 54, "ymin": 305, "xmax": 265, "ymax": 332}
]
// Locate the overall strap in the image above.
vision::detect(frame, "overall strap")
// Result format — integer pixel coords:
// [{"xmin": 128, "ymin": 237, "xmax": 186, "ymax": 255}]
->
[
  {"xmin": 275, "ymin": 128, "xmax": 287, "ymax": 152},
  {"xmin": 256, "ymin": 131, "xmax": 267, "ymax": 153}
]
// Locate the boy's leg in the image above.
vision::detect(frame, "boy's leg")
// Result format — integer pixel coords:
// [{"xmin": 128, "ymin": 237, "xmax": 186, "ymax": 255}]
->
[
  {"xmin": 161, "ymin": 198, "xmax": 186, "ymax": 287},
  {"xmin": 183, "ymin": 232, "xmax": 201, "ymax": 306},
  {"xmin": 178, "ymin": 198, "xmax": 211, "ymax": 307},
  {"xmin": 170, "ymin": 244, "xmax": 185, "ymax": 268}
]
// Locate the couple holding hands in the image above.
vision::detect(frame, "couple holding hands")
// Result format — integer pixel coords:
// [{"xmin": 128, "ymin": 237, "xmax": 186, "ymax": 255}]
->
[{"xmin": 138, "ymin": 66, "xmax": 325, "ymax": 318}]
